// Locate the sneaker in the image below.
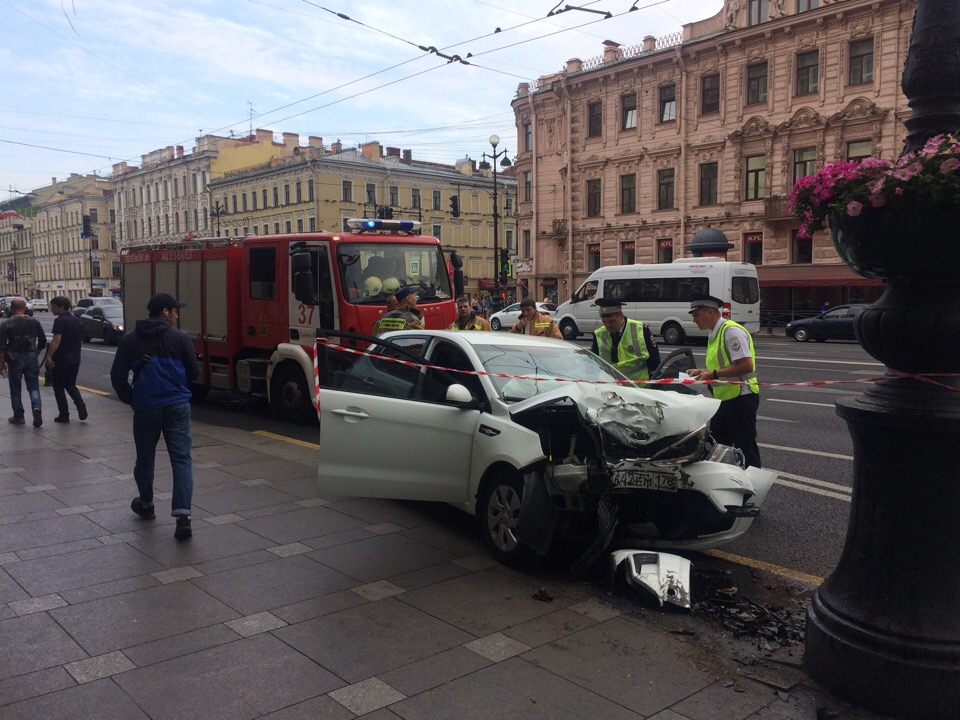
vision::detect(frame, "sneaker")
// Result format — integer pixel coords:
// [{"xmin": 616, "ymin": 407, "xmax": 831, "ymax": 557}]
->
[
  {"xmin": 174, "ymin": 516, "xmax": 192, "ymax": 540},
  {"xmin": 77, "ymin": 402, "xmax": 88, "ymax": 421},
  {"xmin": 54, "ymin": 415, "xmax": 70, "ymax": 423},
  {"xmin": 8, "ymin": 416, "xmax": 24, "ymax": 425},
  {"xmin": 32, "ymin": 408, "xmax": 42, "ymax": 427},
  {"xmin": 131, "ymin": 497, "xmax": 156, "ymax": 520}
]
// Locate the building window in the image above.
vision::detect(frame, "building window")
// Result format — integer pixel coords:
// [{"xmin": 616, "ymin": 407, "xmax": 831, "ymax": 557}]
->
[
  {"xmin": 366, "ymin": 183, "xmax": 376, "ymax": 204},
  {"xmin": 587, "ymin": 244, "xmax": 601, "ymax": 271},
  {"xmin": 285, "ymin": 220, "xmax": 292, "ymax": 234},
  {"xmin": 432, "ymin": 190, "xmax": 442, "ymax": 210},
  {"xmin": 432, "ymin": 224, "xmax": 442, "ymax": 240},
  {"xmin": 274, "ymin": 222, "xmax": 280, "ymax": 234},
  {"xmin": 524, "ymin": 171, "xmax": 532, "ymax": 202},
  {"xmin": 341, "ymin": 218, "xmax": 350, "ymax": 232},
  {"xmin": 748, "ymin": 0, "xmax": 768, "ymax": 25},
  {"xmin": 295, "ymin": 181, "xmax": 302, "ymax": 203},
  {"xmin": 699, "ymin": 162, "xmax": 719, "ymax": 205},
  {"xmin": 658, "ymin": 169, "xmax": 675, "ymax": 210},
  {"xmin": 622, "ymin": 94, "xmax": 637, "ymax": 130},
  {"xmin": 621, "ymin": 242, "xmax": 635, "ymax": 265},
  {"xmin": 586, "ymin": 179, "xmax": 601, "ymax": 218},
  {"xmin": 587, "ymin": 101, "xmax": 603, "ymax": 137},
  {"xmin": 657, "ymin": 239, "xmax": 673, "ymax": 263},
  {"xmin": 272, "ymin": 186, "xmax": 279, "ymax": 207},
  {"xmin": 308, "ymin": 179, "xmax": 314, "ymax": 201},
  {"xmin": 241, "ymin": 193, "xmax": 248, "ymax": 212},
  {"xmin": 798, "ymin": 0, "xmax": 819, "ymax": 11},
  {"xmin": 792, "ymin": 229, "xmax": 812, "ymax": 263},
  {"xmin": 793, "ymin": 147, "xmax": 817, "ymax": 183},
  {"xmin": 251, "ymin": 191, "xmax": 258, "ymax": 211},
  {"xmin": 296, "ymin": 218, "xmax": 303, "ymax": 233},
  {"xmin": 262, "ymin": 188, "xmax": 268, "ymax": 208},
  {"xmin": 523, "ymin": 229, "xmax": 531, "ymax": 258},
  {"xmin": 231, "ymin": 194, "xmax": 238, "ymax": 213},
  {"xmin": 309, "ymin": 217, "xmax": 316, "ymax": 231},
  {"xmin": 849, "ymin": 39, "xmax": 874, "ymax": 85},
  {"xmin": 389, "ymin": 185, "xmax": 399, "ymax": 206},
  {"xmin": 659, "ymin": 85, "xmax": 676, "ymax": 122},
  {"xmin": 283, "ymin": 184, "xmax": 290, "ymax": 205},
  {"xmin": 745, "ymin": 232, "xmax": 763, "ymax": 265},
  {"xmin": 701, "ymin": 74, "xmax": 720, "ymax": 114},
  {"xmin": 620, "ymin": 174, "xmax": 636, "ymax": 214},
  {"xmin": 847, "ymin": 140, "xmax": 873, "ymax": 161},
  {"xmin": 342, "ymin": 180, "xmax": 353, "ymax": 202},
  {"xmin": 796, "ymin": 50, "xmax": 819, "ymax": 95},
  {"xmin": 745, "ymin": 155, "xmax": 766, "ymax": 200},
  {"xmin": 524, "ymin": 122, "xmax": 533, "ymax": 151},
  {"xmin": 505, "ymin": 196, "xmax": 513, "ymax": 214},
  {"xmin": 747, "ymin": 63, "xmax": 768, "ymax": 104}
]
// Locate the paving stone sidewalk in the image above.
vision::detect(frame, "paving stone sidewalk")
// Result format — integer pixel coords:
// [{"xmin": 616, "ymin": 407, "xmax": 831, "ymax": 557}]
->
[{"xmin": 0, "ymin": 382, "xmax": 891, "ymax": 719}]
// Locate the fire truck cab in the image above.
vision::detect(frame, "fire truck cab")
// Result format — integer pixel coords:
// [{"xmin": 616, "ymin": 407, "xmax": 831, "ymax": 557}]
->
[{"xmin": 121, "ymin": 219, "xmax": 457, "ymax": 423}]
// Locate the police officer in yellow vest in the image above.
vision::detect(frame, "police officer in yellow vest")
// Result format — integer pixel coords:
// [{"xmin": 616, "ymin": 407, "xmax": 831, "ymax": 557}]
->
[
  {"xmin": 687, "ymin": 292, "xmax": 761, "ymax": 468},
  {"xmin": 589, "ymin": 299, "xmax": 658, "ymax": 384},
  {"xmin": 372, "ymin": 286, "xmax": 425, "ymax": 335}
]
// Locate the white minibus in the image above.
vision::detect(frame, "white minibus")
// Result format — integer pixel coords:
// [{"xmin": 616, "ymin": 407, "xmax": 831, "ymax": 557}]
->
[{"xmin": 554, "ymin": 259, "xmax": 761, "ymax": 344}]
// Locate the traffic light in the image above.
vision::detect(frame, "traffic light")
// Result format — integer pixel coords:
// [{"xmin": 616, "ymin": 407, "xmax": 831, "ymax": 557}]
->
[
  {"xmin": 81, "ymin": 215, "xmax": 92, "ymax": 238},
  {"xmin": 499, "ymin": 248, "xmax": 511, "ymax": 285},
  {"xmin": 375, "ymin": 205, "xmax": 394, "ymax": 219},
  {"xmin": 449, "ymin": 195, "xmax": 460, "ymax": 217}
]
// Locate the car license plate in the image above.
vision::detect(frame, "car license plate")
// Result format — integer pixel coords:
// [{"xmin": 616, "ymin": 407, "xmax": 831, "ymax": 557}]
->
[{"xmin": 611, "ymin": 467, "xmax": 679, "ymax": 492}]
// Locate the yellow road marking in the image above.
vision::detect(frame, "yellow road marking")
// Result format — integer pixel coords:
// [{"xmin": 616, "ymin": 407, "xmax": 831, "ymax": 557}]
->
[
  {"xmin": 702, "ymin": 548, "xmax": 823, "ymax": 586},
  {"xmin": 254, "ymin": 430, "xmax": 319, "ymax": 449},
  {"xmin": 78, "ymin": 385, "xmax": 111, "ymax": 396}
]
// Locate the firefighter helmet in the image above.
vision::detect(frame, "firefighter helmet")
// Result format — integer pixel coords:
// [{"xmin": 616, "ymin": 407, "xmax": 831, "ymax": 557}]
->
[
  {"xmin": 363, "ymin": 276, "xmax": 383, "ymax": 295},
  {"xmin": 382, "ymin": 276, "xmax": 401, "ymax": 295}
]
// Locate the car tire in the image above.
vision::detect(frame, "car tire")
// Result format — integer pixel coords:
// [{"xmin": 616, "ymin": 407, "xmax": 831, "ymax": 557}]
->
[
  {"xmin": 793, "ymin": 327, "xmax": 810, "ymax": 342},
  {"xmin": 81, "ymin": 331, "xmax": 91, "ymax": 343},
  {"xmin": 491, "ymin": 318, "xmax": 501, "ymax": 331},
  {"xmin": 478, "ymin": 472, "xmax": 537, "ymax": 566},
  {"xmin": 661, "ymin": 322, "xmax": 685, "ymax": 346},
  {"xmin": 559, "ymin": 319, "xmax": 579, "ymax": 341},
  {"xmin": 270, "ymin": 364, "xmax": 316, "ymax": 424}
]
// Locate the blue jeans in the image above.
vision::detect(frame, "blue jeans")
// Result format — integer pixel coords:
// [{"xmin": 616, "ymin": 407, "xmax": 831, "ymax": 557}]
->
[
  {"xmin": 133, "ymin": 401, "xmax": 193, "ymax": 517},
  {"xmin": 8, "ymin": 352, "xmax": 41, "ymax": 419}
]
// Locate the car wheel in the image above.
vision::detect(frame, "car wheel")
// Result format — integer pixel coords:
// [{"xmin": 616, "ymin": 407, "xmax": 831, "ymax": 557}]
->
[
  {"xmin": 478, "ymin": 472, "xmax": 537, "ymax": 566},
  {"xmin": 491, "ymin": 317, "xmax": 501, "ymax": 331},
  {"xmin": 661, "ymin": 322, "xmax": 685, "ymax": 345},
  {"xmin": 793, "ymin": 327, "xmax": 810, "ymax": 342},
  {"xmin": 559, "ymin": 319, "xmax": 579, "ymax": 340},
  {"xmin": 270, "ymin": 364, "xmax": 316, "ymax": 424},
  {"xmin": 81, "ymin": 331, "xmax": 91, "ymax": 343}
]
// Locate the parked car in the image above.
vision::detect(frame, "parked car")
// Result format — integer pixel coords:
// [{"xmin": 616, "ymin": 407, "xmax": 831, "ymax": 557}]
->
[
  {"xmin": 73, "ymin": 296, "xmax": 123, "ymax": 318},
  {"xmin": 31, "ymin": 298, "xmax": 49, "ymax": 312},
  {"xmin": 786, "ymin": 304, "xmax": 869, "ymax": 342},
  {"xmin": 79, "ymin": 306, "xmax": 125, "ymax": 345},
  {"xmin": 0, "ymin": 296, "xmax": 34, "ymax": 317},
  {"xmin": 489, "ymin": 302, "xmax": 557, "ymax": 331}
]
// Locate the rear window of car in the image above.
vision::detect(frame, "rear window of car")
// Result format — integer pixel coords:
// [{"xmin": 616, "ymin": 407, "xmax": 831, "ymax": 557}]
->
[{"xmin": 732, "ymin": 277, "xmax": 760, "ymax": 305}]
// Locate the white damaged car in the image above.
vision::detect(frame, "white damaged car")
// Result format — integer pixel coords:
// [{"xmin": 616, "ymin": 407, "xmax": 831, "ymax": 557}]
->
[{"xmin": 315, "ymin": 330, "xmax": 775, "ymax": 572}]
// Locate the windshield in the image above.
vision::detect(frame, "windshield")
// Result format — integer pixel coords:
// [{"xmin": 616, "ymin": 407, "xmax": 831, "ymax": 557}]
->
[
  {"xmin": 338, "ymin": 242, "xmax": 453, "ymax": 305},
  {"xmin": 102, "ymin": 308, "xmax": 124, "ymax": 321},
  {"xmin": 474, "ymin": 343, "xmax": 630, "ymax": 402}
]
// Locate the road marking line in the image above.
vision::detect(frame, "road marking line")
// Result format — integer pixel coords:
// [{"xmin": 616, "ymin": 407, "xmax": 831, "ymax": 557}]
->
[
  {"xmin": 776, "ymin": 478, "xmax": 852, "ymax": 502},
  {"xmin": 772, "ymin": 470, "xmax": 852, "ymax": 493},
  {"xmin": 757, "ymin": 354, "xmax": 883, "ymax": 367},
  {"xmin": 254, "ymin": 430, "xmax": 319, "ymax": 449},
  {"xmin": 77, "ymin": 385, "xmax": 110, "ymax": 396},
  {"xmin": 702, "ymin": 549, "xmax": 823, "ymax": 586},
  {"xmin": 767, "ymin": 398, "xmax": 834, "ymax": 408},
  {"xmin": 758, "ymin": 415, "xmax": 800, "ymax": 423},
  {"xmin": 759, "ymin": 443, "xmax": 853, "ymax": 461}
]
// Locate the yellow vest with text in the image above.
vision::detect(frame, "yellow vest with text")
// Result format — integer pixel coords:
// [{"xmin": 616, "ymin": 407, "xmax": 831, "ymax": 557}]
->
[
  {"xmin": 705, "ymin": 319, "xmax": 759, "ymax": 400},
  {"xmin": 595, "ymin": 319, "xmax": 650, "ymax": 382}
]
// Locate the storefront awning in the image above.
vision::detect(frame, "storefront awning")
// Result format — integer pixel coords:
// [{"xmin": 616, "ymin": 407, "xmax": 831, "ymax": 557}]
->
[{"xmin": 757, "ymin": 264, "xmax": 884, "ymax": 287}]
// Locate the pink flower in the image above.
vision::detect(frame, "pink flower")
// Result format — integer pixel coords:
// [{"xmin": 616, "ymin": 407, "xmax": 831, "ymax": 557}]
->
[
  {"xmin": 846, "ymin": 201, "xmax": 863, "ymax": 217},
  {"xmin": 895, "ymin": 187, "xmax": 904, "ymax": 195},
  {"xmin": 869, "ymin": 193, "xmax": 888, "ymax": 208},
  {"xmin": 941, "ymin": 158, "xmax": 960, "ymax": 173}
]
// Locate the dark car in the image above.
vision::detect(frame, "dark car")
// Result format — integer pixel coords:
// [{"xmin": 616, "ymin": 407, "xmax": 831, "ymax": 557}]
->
[
  {"xmin": 786, "ymin": 304, "xmax": 869, "ymax": 342},
  {"xmin": 80, "ymin": 305, "xmax": 125, "ymax": 345},
  {"xmin": 73, "ymin": 296, "xmax": 123, "ymax": 318}
]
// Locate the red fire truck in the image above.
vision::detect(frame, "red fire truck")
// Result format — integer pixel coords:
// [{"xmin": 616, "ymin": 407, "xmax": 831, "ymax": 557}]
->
[{"xmin": 121, "ymin": 219, "xmax": 458, "ymax": 423}]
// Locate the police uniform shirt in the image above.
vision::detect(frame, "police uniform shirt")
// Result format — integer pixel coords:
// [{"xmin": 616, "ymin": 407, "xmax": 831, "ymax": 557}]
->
[
  {"xmin": 708, "ymin": 315, "xmax": 753, "ymax": 397},
  {"xmin": 590, "ymin": 321, "xmax": 627, "ymax": 362}
]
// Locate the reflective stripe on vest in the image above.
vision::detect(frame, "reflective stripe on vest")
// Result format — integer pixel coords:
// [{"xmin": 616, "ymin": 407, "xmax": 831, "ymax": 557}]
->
[
  {"xmin": 376, "ymin": 317, "xmax": 408, "ymax": 331},
  {"xmin": 595, "ymin": 319, "xmax": 650, "ymax": 382},
  {"xmin": 448, "ymin": 319, "xmax": 485, "ymax": 331},
  {"xmin": 705, "ymin": 320, "xmax": 759, "ymax": 400}
]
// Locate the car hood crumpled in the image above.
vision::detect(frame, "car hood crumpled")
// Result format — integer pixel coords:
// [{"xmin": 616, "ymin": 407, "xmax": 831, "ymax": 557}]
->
[{"xmin": 509, "ymin": 383, "xmax": 721, "ymax": 445}]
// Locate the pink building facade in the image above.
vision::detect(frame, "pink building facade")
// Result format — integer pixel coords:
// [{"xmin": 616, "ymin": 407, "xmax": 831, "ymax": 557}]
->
[{"xmin": 511, "ymin": 0, "xmax": 914, "ymax": 312}]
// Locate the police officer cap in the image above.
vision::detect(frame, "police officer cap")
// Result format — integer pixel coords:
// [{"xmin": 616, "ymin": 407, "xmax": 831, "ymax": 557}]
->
[
  {"xmin": 688, "ymin": 292, "xmax": 723, "ymax": 313},
  {"xmin": 394, "ymin": 286, "xmax": 416, "ymax": 302},
  {"xmin": 595, "ymin": 298, "xmax": 625, "ymax": 316}
]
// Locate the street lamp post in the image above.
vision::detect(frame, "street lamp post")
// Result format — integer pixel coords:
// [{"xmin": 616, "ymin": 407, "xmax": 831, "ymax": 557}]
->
[
  {"xmin": 480, "ymin": 134, "xmax": 512, "ymax": 311},
  {"xmin": 11, "ymin": 240, "xmax": 17, "ymax": 297},
  {"xmin": 211, "ymin": 201, "xmax": 226, "ymax": 237}
]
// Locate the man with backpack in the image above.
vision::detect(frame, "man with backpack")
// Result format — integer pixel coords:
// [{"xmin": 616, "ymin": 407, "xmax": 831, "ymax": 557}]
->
[{"xmin": 0, "ymin": 298, "xmax": 47, "ymax": 426}]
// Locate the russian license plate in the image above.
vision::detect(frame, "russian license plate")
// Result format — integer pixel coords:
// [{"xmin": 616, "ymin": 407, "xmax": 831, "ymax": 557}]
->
[{"xmin": 611, "ymin": 467, "xmax": 679, "ymax": 492}]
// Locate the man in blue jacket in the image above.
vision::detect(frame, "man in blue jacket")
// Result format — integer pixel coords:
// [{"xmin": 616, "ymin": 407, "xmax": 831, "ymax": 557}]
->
[{"xmin": 110, "ymin": 293, "xmax": 200, "ymax": 540}]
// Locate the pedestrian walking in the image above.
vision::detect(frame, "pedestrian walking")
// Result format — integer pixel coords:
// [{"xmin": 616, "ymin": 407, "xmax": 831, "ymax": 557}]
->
[
  {"xmin": 509, "ymin": 297, "xmax": 562, "ymax": 338},
  {"xmin": 0, "ymin": 298, "xmax": 47, "ymax": 427},
  {"xmin": 448, "ymin": 296, "xmax": 491, "ymax": 331},
  {"xmin": 687, "ymin": 291, "xmax": 761, "ymax": 468},
  {"xmin": 589, "ymin": 299, "xmax": 659, "ymax": 383},
  {"xmin": 45, "ymin": 296, "xmax": 88, "ymax": 423},
  {"xmin": 110, "ymin": 293, "xmax": 200, "ymax": 540}
]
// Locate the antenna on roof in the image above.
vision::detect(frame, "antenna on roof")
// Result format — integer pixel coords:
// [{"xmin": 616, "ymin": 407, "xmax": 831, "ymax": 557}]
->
[{"xmin": 247, "ymin": 100, "xmax": 255, "ymax": 138}]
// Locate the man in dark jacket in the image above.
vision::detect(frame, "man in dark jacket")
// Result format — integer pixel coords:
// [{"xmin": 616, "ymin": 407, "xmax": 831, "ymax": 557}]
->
[
  {"xmin": 46, "ymin": 296, "xmax": 87, "ymax": 423},
  {"xmin": 110, "ymin": 293, "xmax": 200, "ymax": 540},
  {"xmin": 0, "ymin": 298, "xmax": 47, "ymax": 426}
]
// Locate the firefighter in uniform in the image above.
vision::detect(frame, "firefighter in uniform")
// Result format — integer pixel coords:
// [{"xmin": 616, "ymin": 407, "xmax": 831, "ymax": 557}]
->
[
  {"xmin": 687, "ymin": 292, "xmax": 761, "ymax": 468},
  {"xmin": 509, "ymin": 297, "xmax": 562, "ymax": 338},
  {"xmin": 372, "ymin": 286, "xmax": 425, "ymax": 335},
  {"xmin": 448, "ymin": 296, "xmax": 491, "ymax": 331},
  {"xmin": 589, "ymin": 299, "xmax": 659, "ymax": 384}
]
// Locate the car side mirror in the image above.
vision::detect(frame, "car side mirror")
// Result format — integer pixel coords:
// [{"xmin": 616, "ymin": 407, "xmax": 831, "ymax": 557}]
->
[{"xmin": 445, "ymin": 384, "xmax": 475, "ymax": 406}]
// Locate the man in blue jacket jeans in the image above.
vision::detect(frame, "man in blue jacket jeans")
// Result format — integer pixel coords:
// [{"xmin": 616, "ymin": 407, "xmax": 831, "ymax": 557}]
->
[{"xmin": 111, "ymin": 293, "xmax": 200, "ymax": 540}]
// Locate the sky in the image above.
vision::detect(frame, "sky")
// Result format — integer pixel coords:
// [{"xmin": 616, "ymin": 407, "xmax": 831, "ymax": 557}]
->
[{"xmin": 1, "ymin": 0, "xmax": 723, "ymax": 200}]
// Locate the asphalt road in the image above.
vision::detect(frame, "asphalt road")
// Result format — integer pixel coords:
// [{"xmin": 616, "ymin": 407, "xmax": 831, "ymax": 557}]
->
[{"xmin": 45, "ymin": 312, "xmax": 877, "ymax": 585}]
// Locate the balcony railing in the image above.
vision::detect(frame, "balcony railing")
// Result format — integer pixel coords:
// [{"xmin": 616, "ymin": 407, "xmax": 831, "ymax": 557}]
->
[{"xmin": 764, "ymin": 196, "xmax": 794, "ymax": 221}]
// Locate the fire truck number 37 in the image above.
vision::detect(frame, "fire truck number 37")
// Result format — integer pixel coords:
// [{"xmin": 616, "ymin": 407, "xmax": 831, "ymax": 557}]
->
[{"xmin": 297, "ymin": 304, "xmax": 315, "ymax": 325}]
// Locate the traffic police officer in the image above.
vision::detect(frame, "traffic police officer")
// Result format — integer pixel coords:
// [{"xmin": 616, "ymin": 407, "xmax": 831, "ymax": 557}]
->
[
  {"xmin": 589, "ymin": 299, "xmax": 659, "ymax": 384},
  {"xmin": 687, "ymin": 291, "xmax": 761, "ymax": 468}
]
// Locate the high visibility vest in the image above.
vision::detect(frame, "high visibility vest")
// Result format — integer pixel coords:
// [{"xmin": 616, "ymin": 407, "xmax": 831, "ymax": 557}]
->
[
  {"xmin": 705, "ymin": 320, "xmax": 759, "ymax": 400},
  {"xmin": 595, "ymin": 319, "xmax": 650, "ymax": 382},
  {"xmin": 448, "ymin": 316, "xmax": 488, "ymax": 331}
]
